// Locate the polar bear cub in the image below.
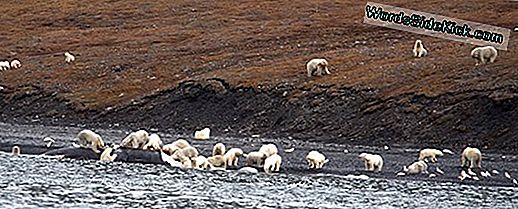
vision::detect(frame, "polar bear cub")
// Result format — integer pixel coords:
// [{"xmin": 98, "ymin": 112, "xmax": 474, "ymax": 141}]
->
[
  {"xmin": 461, "ymin": 147, "xmax": 482, "ymax": 168},
  {"xmin": 259, "ymin": 144, "xmax": 278, "ymax": 157},
  {"xmin": 10, "ymin": 59, "xmax": 21, "ymax": 69},
  {"xmin": 100, "ymin": 147, "xmax": 118, "ymax": 162},
  {"xmin": 306, "ymin": 150, "xmax": 329, "ymax": 169},
  {"xmin": 120, "ymin": 130, "xmax": 149, "ymax": 149},
  {"xmin": 264, "ymin": 154, "xmax": 282, "ymax": 174},
  {"xmin": 65, "ymin": 52, "xmax": 75, "ymax": 63},
  {"xmin": 245, "ymin": 151, "xmax": 268, "ymax": 167},
  {"xmin": 306, "ymin": 58, "xmax": 330, "ymax": 77},
  {"xmin": 418, "ymin": 148, "xmax": 444, "ymax": 163},
  {"xmin": 404, "ymin": 160, "xmax": 428, "ymax": 174},
  {"xmin": 213, "ymin": 143, "xmax": 226, "ymax": 156},
  {"xmin": 224, "ymin": 148, "xmax": 244, "ymax": 167},
  {"xmin": 143, "ymin": 134, "xmax": 162, "ymax": 151},
  {"xmin": 413, "ymin": 40, "xmax": 427, "ymax": 58},
  {"xmin": 358, "ymin": 153, "xmax": 383, "ymax": 172},
  {"xmin": 471, "ymin": 46, "xmax": 497, "ymax": 65},
  {"xmin": 11, "ymin": 146, "xmax": 20, "ymax": 156},
  {"xmin": 77, "ymin": 129, "xmax": 105, "ymax": 153},
  {"xmin": 194, "ymin": 128, "xmax": 210, "ymax": 140}
]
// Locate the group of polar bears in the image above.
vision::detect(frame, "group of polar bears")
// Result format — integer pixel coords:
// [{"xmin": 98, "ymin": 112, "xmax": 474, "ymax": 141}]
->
[{"xmin": 413, "ymin": 40, "xmax": 498, "ymax": 65}]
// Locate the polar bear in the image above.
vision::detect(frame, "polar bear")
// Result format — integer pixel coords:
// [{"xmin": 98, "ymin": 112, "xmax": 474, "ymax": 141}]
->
[
  {"xmin": 404, "ymin": 160, "xmax": 428, "ymax": 174},
  {"xmin": 77, "ymin": 129, "xmax": 105, "ymax": 153},
  {"xmin": 259, "ymin": 144, "xmax": 278, "ymax": 157},
  {"xmin": 461, "ymin": 147, "xmax": 482, "ymax": 168},
  {"xmin": 180, "ymin": 146, "xmax": 199, "ymax": 159},
  {"xmin": 358, "ymin": 153, "xmax": 383, "ymax": 172},
  {"xmin": 193, "ymin": 155, "xmax": 209, "ymax": 170},
  {"xmin": 171, "ymin": 139, "xmax": 190, "ymax": 149},
  {"xmin": 245, "ymin": 151, "xmax": 268, "ymax": 167},
  {"xmin": 418, "ymin": 148, "xmax": 444, "ymax": 163},
  {"xmin": 224, "ymin": 148, "xmax": 244, "ymax": 167},
  {"xmin": 162, "ymin": 144, "xmax": 182, "ymax": 156},
  {"xmin": 65, "ymin": 52, "xmax": 75, "ymax": 63},
  {"xmin": 306, "ymin": 150, "xmax": 329, "ymax": 169},
  {"xmin": 194, "ymin": 128, "xmax": 211, "ymax": 140},
  {"xmin": 0, "ymin": 61, "xmax": 10, "ymax": 70},
  {"xmin": 100, "ymin": 147, "xmax": 118, "ymax": 162},
  {"xmin": 10, "ymin": 59, "xmax": 21, "ymax": 69},
  {"xmin": 306, "ymin": 58, "xmax": 330, "ymax": 77},
  {"xmin": 264, "ymin": 154, "xmax": 282, "ymax": 174},
  {"xmin": 213, "ymin": 143, "xmax": 226, "ymax": 156},
  {"xmin": 207, "ymin": 155, "xmax": 227, "ymax": 169},
  {"xmin": 11, "ymin": 146, "xmax": 20, "ymax": 156},
  {"xmin": 471, "ymin": 46, "xmax": 497, "ymax": 65},
  {"xmin": 142, "ymin": 134, "xmax": 162, "ymax": 151},
  {"xmin": 120, "ymin": 130, "xmax": 149, "ymax": 149},
  {"xmin": 413, "ymin": 40, "xmax": 427, "ymax": 58}
]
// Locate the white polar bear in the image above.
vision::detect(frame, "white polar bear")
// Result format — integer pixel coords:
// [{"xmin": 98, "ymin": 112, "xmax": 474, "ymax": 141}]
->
[
  {"xmin": 162, "ymin": 143, "xmax": 182, "ymax": 156},
  {"xmin": 180, "ymin": 146, "xmax": 199, "ymax": 159},
  {"xmin": 193, "ymin": 155, "xmax": 209, "ymax": 170},
  {"xmin": 259, "ymin": 144, "xmax": 278, "ymax": 157},
  {"xmin": 306, "ymin": 58, "xmax": 330, "ymax": 77},
  {"xmin": 471, "ymin": 46, "xmax": 497, "ymax": 65},
  {"xmin": 245, "ymin": 151, "xmax": 267, "ymax": 168},
  {"xmin": 224, "ymin": 148, "xmax": 244, "ymax": 167},
  {"xmin": 358, "ymin": 153, "xmax": 383, "ymax": 172},
  {"xmin": 404, "ymin": 160, "xmax": 428, "ymax": 175},
  {"xmin": 142, "ymin": 134, "xmax": 162, "ymax": 151},
  {"xmin": 418, "ymin": 148, "xmax": 444, "ymax": 163},
  {"xmin": 77, "ymin": 129, "xmax": 105, "ymax": 153},
  {"xmin": 171, "ymin": 139, "xmax": 191, "ymax": 149},
  {"xmin": 306, "ymin": 150, "xmax": 329, "ymax": 169},
  {"xmin": 100, "ymin": 147, "xmax": 118, "ymax": 162},
  {"xmin": 207, "ymin": 155, "xmax": 227, "ymax": 169},
  {"xmin": 11, "ymin": 146, "xmax": 20, "ymax": 156},
  {"xmin": 194, "ymin": 128, "xmax": 210, "ymax": 140},
  {"xmin": 0, "ymin": 61, "xmax": 10, "ymax": 71},
  {"xmin": 65, "ymin": 52, "xmax": 75, "ymax": 63},
  {"xmin": 413, "ymin": 40, "xmax": 427, "ymax": 58},
  {"xmin": 120, "ymin": 130, "xmax": 149, "ymax": 149},
  {"xmin": 213, "ymin": 143, "xmax": 226, "ymax": 156},
  {"xmin": 264, "ymin": 154, "xmax": 282, "ymax": 174},
  {"xmin": 461, "ymin": 147, "xmax": 482, "ymax": 168},
  {"xmin": 10, "ymin": 59, "xmax": 21, "ymax": 69}
]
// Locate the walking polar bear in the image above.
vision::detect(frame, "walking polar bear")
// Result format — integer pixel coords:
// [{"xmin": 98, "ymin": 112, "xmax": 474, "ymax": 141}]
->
[
  {"xmin": 358, "ymin": 153, "xmax": 383, "ymax": 172},
  {"xmin": 418, "ymin": 148, "xmax": 444, "ymax": 163},
  {"xmin": 224, "ymin": 148, "xmax": 244, "ymax": 167},
  {"xmin": 245, "ymin": 151, "xmax": 268, "ymax": 168},
  {"xmin": 413, "ymin": 40, "xmax": 427, "ymax": 58},
  {"xmin": 471, "ymin": 46, "xmax": 497, "ymax": 65},
  {"xmin": 306, "ymin": 58, "xmax": 330, "ymax": 77},
  {"xmin": 77, "ymin": 129, "xmax": 105, "ymax": 153},
  {"xmin": 120, "ymin": 130, "xmax": 149, "ymax": 149},
  {"xmin": 461, "ymin": 147, "xmax": 482, "ymax": 168},
  {"xmin": 306, "ymin": 151, "xmax": 329, "ymax": 169},
  {"xmin": 264, "ymin": 154, "xmax": 282, "ymax": 174},
  {"xmin": 404, "ymin": 160, "xmax": 428, "ymax": 174}
]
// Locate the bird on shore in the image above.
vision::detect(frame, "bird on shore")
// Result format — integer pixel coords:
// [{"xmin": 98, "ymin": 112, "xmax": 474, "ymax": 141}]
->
[
  {"xmin": 458, "ymin": 170, "xmax": 471, "ymax": 181},
  {"xmin": 284, "ymin": 148, "xmax": 295, "ymax": 153},
  {"xmin": 504, "ymin": 172, "xmax": 512, "ymax": 179},
  {"xmin": 43, "ymin": 137, "xmax": 55, "ymax": 148},
  {"xmin": 436, "ymin": 167, "xmax": 444, "ymax": 175}
]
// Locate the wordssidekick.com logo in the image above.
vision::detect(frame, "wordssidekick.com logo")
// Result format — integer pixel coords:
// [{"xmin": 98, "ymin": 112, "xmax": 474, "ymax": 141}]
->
[{"xmin": 363, "ymin": 2, "xmax": 511, "ymax": 50}]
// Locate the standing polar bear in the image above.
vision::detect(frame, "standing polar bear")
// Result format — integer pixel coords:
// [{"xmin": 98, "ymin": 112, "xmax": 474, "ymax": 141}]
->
[
  {"xmin": 461, "ymin": 147, "xmax": 482, "ymax": 168},
  {"xmin": 224, "ymin": 148, "xmax": 244, "ymax": 167},
  {"xmin": 120, "ymin": 130, "xmax": 149, "ymax": 149},
  {"xmin": 245, "ymin": 151, "xmax": 268, "ymax": 168},
  {"xmin": 358, "ymin": 153, "xmax": 383, "ymax": 172},
  {"xmin": 259, "ymin": 144, "xmax": 278, "ymax": 157},
  {"xmin": 413, "ymin": 40, "xmax": 428, "ymax": 58},
  {"xmin": 306, "ymin": 151, "xmax": 329, "ymax": 169},
  {"xmin": 264, "ymin": 154, "xmax": 282, "ymax": 174},
  {"xmin": 306, "ymin": 58, "xmax": 330, "ymax": 77},
  {"xmin": 471, "ymin": 46, "xmax": 497, "ymax": 65},
  {"xmin": 418, "ymin": 148, "xmax": 444, "ymax": 163},
  {"xmin": 142, "ymin": 134, "xmax": 162, "ymax": 151},
  {"xmin": 213, "ymin": 143, "xmax": 226, "ymax": 156},
  {"xmin": 77, "ymin": 129, "xmax": 105, "ymax": 153}
]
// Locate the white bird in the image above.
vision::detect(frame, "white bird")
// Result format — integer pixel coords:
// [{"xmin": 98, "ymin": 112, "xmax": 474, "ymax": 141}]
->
[
  {"xmin": 467, "ymin": 168, "xmax": 477, "ymax": 177},
  {"xmin": 10, "ymin": 59, "xmax": 21, "ymax": 69},
  {"xmin": 383, "ymin": 145, "xmax": 389, "ymax": 150},
  {"xmin": 396, "ymin": 172, "xmax": 406, "ymax": 176},
  {"xmin": 513, "ymin": 179, "xmax": 518, "ymax": 186},
  {"xmin": 43, "ymin": 137, "xmax": 55, "ymax": 148},
  {"xmin": 343, "ymin": 149, "xmax": 349, "ymax": 153},
  {"xmin": 64, "ymin": 52, "xmax": 75, "ymax": 63},
  {"xmin": 472, "ymin": 176, "xmax": 480, "ymax": 181},
  {"xmin": 504, "ymin": 172, "xmax": 512, "ymax": 179},
  {"xmin": 429, "ymin": 173, "xmax": 437, "ymax": 178},
  {"xmin": 435, "ymin": 167, "xmax": 444, "ymax": 175},
  {"xmin": 284, "ymin": 148, "xmax": 295, "ymax": 153},
  {"xmin": 403, "ymin": 166, "xmax": 409, "ymax": 172},
  {"xmin": 480, "ymin": 171, "xmax": 491, "ymax": 178},
  {"xmin": 492, "ymin": 169, "xmax": 500, "ymax": 175},
  {"xmin": 442, "ymin": 149, "xmax": 455, "ymax": 155}
]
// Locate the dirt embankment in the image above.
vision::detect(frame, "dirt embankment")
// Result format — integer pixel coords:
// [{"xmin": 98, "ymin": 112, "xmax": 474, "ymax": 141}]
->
[{"xmin": 0, "ymin": 1, "xmax": 517, "ymax": 152}]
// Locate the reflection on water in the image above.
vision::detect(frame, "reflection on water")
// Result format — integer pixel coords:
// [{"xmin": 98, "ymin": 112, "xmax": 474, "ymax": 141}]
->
[{"xmin": 0, "ymin": 154, "xmax": 517, "ymax": 209}]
